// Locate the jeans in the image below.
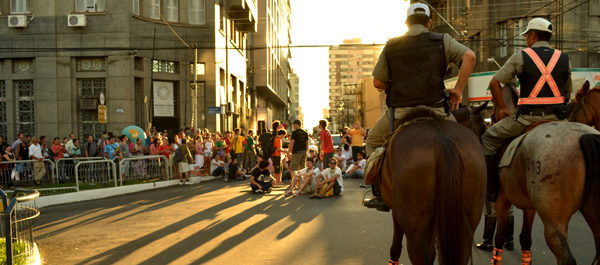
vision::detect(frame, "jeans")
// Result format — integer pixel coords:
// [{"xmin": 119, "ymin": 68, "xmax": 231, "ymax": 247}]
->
[
  {"xmin": 212, "ymin": 166, "xmax": 225, "ymax": 178},
  {"xmin": 251, "ymin": 181, "xmax": 272, "ymax": 192}
]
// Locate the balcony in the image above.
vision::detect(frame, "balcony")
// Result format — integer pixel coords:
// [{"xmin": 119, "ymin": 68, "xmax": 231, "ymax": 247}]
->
[{"xmin": 227, "ymin": 0, "xmax": 258, "ymax": 32}]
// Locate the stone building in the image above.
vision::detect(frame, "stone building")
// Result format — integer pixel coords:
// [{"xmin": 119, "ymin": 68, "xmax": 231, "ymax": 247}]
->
[{"xmin": 0, "ymin": 0, "xmax": 258, "ymax": 140}]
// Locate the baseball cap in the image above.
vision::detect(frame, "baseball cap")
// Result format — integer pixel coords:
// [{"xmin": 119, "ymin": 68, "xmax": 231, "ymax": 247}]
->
[
  {"xmin": 521, "ymin": 18, "xmax": 553, "ymax": 35},
  {"xmin": 293, "ymin": 119, "xmax": 302, "ymax": 126},
  {"xmin": 407, "ymin": 3, "xmax": 430, "ymax": 17}
]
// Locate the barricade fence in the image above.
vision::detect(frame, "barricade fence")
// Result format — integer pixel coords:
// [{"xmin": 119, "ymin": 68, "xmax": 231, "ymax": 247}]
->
[
  {"xmin": 0, "ymin": 159, "xmax": 55, "ymax": 188},
  {"xmin": 54, "ymin": 157, "xmax": 105, "ymax": 184},
  {"xmin": 74, "ymin": 159, "xmax": 117, "ymax": 191},
  {"xmin": 0, "ymin": 188, "xmax": 40, "ymax": 265},
  {"xmin": 117, "ymin": 155, "xmax": 171, "ymax": 186}
]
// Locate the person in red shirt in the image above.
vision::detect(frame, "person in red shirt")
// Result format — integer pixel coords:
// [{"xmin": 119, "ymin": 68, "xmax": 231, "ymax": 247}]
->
[
  {"xmin": 272, "ymin": 129, "xmax": 287, "ymax": 185},
  {"xmin": 318, "ymin": 119, "xmax": 334, "ymax": 170},
  {"xmin": 50, "ymin": 137, "xmax": 65, "ymax": 161}
]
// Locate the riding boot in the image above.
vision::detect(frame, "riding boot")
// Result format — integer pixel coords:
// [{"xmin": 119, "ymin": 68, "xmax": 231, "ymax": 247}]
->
[
  {"xmin": 485, "ymin": 154, "xmax": 499, "ymax": 202},
  {"xmin": 476, "ymin": 216, "xmax": 496, "ymax": 251},
  {"xmin": 504, "ymin": 215, "xmax": 514, "ymax": 250},
  {"xmin": 363, "ymin": 183, "xmax": 390, "ymax": 212}
]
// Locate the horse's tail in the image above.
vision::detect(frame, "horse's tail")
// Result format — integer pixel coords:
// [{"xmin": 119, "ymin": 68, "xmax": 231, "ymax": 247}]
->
[
  {"xmin": 433, "ymin": 133, "xmax": 470, "ymax": 265},
  {"xmin": 579, "ymin": 133, "xmax": 600, "ymax": 261}
]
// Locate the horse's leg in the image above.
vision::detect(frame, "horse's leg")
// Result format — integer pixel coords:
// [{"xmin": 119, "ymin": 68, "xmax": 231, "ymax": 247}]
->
[
  {"xmin": 492, "ymin": 194, "xmax": 511, "ymax": 264},
  {"xmin": 580, "ymin": 204, "xmax": 600, "ymax": 265},
  {"xmin": 538, "ymin": 214, "xmax": 577, "ymax": 265},
  {"xmin": 405, "ymin": 232, "xmax": 435, "ymax": 265},
  {"xmin": 389, "ymin": 215, "xmax": 404, "ymax": 264},
  {"xmin": 519, "ymin": 209, "xmax": 536, "ymax": 265}
]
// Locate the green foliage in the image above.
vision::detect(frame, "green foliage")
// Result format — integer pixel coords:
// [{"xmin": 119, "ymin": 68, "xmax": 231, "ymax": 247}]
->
[{"xmin": 0, "ymin": 238, "xmax": 29, "ymax": 265}]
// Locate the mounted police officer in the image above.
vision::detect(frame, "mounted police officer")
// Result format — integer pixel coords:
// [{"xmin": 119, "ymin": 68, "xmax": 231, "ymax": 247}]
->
[
  {"xmin": 482, "ymin": 17, "xmax": 572, "ymax": 202},
  {"xmin": 363, "ymin": 2, "xmax": 476, "ymax": 211}
]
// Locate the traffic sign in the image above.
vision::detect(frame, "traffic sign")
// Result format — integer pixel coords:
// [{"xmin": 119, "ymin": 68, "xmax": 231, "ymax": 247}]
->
[{"xmin": 207, "ymin": 106, "xmax": 222, "ymax": 114}]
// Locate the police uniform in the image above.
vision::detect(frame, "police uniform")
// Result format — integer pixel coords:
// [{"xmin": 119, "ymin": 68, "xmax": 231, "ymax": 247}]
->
[
  {"xmin": 481, "ymin": 40, "xmax": 572, "ymax": 156},
  {"xmin": 367, "ymin": 24, "xmax": 470, "ymax": 156}
]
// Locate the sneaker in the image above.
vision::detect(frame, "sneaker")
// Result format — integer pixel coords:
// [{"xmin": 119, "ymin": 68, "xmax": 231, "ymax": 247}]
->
[
  {"xmin": 285, "ymin": 190, "xmax": 294, "ymax": 196},
  {"xmin": 255, "ymin": 189, "xmax": 263, "ymax": 193},
  {"xmin": 265, "ymin": 187, "xmax": 272, "ymax": 193}
]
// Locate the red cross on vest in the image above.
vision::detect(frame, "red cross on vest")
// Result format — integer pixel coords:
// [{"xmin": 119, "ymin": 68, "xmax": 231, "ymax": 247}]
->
[{"xmin": 517, "ymin": 48, "xmax": 565, "ymax": 105}]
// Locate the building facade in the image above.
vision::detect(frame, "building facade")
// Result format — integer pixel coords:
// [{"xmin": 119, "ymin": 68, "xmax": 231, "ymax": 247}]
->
[
  {"xmin": 328, "ymin": 38, "xmax": 382, "ymax": 132},
  {"xmin": 360, "ymin": 76, "xmax": 385, "ymax": 129},
  {"xmin": 0, "ymin": 0, "xmax": 257, "ymax": 140},
  {"xmin": 289, "ymin": 71, "xmax": 301, "ymax": 122},
  {"xmin": 428, "ymin": 0, "xmax": 600, "ymax": 91},
  {"xmin": 250, "ymin": 0, "xmax": 293, "ymax": 133}
]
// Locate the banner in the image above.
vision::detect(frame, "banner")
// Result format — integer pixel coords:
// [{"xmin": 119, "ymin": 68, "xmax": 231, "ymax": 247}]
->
[
  {"xmin": 98, "ymin": 105, "xmax": 107, "ymax": 123},
  {"xmin": 153, "ymin": 81, "xmax": 174, "ymax": 117}
]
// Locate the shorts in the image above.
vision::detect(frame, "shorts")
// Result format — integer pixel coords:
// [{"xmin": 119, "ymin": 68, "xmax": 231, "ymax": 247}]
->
[
  {"xmin": 204, "ymin": 151, "xmax": 212, "ymax": 157},
  {"xmin": 179, "ymin": 162, "xmax": 192, "ymax": 173},
  {"xmin": 323, "ymin": 152, "xmax": 334, "ymax": 165},
  {"xmin": 290, "ymin": 152, "xmax": 307, "ymax": 171},
  {"xmin": 272, "ymin": 156, "xmax": 281, "ymax": 174}
]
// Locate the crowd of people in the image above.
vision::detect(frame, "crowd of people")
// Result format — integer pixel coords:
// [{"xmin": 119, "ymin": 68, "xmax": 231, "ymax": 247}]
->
[{"xmin": 0, "ymin": 119, "xmax": 370, "ymax": 195}]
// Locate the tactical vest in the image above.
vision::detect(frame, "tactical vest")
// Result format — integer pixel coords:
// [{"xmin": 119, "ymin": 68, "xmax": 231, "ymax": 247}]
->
[
  {"xmin": 384, "ymin": 32, "xmax": 447, "ymax": 108},
  {"xmin": 518, "ymin": 47, "xmax": 569, "ymax": 106}
]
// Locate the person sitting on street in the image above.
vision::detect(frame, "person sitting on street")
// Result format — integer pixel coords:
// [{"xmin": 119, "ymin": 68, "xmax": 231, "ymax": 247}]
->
[
  {"xmin": 210, "ymin": 154, "xmax": 226, "ymax": 178},
  {"xmin": 285, "ymin": 159, "xmax": 320, "ymax": 196},
  {"xmin": 345, "ymin": 151, "xmax": 366, "ymax": 179},
  {"xmin": 250, "ymin": 160, "xmax": 275, "ymax": 193},
  {"xmin": 310, "ymin": 158, "xmax": 344, "ymax": 199},
  {"xmin": 227, "ymin": 157, "xmax": 246, "ymax": 181}
]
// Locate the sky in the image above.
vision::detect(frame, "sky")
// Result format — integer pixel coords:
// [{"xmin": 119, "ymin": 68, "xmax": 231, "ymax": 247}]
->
[{"xmin": 290, "ymin": 0, "xmax": 411, "ymax": 129}]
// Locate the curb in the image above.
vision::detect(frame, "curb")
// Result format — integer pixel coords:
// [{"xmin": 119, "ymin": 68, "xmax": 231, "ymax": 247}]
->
[{"xmin": 36, "ymin": 175, "xmax": 218, "ymax": 208}]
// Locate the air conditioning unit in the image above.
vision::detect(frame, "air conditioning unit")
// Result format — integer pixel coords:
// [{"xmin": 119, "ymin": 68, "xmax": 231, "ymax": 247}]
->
[
  {"xmin": 68, "ymin": 14, "xmax": 87, "ymax": 27},
  {"xmin": 8, "ymin": 15, "xmax": 28, "ymax": 28}
]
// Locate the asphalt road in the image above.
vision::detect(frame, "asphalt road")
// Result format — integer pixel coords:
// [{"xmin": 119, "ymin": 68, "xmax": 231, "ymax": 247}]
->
[{"xmin": 34, "ymin": 178, "xmax": 597, "ymax": 265}]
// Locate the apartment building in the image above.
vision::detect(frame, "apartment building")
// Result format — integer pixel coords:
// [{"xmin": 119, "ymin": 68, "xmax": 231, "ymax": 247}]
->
[
  {"xmin": 328, "ymin": 38, "xmax": 382, "ymax": 132},
  {"xmin": 250, "ymin": 0, "xmax": 293, "ymax": 133},
  {"xmin": 0, "ymin": 0, "xmax": 257, "ymax": 139}
]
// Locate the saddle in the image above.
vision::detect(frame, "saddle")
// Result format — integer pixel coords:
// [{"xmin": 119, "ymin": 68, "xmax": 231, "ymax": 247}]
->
[
  {"xmin": 364, "ymin": 106, "xmax": 446, "ymax": 185},
  {"xmin": 498, "ymin": 120, "xmax": 555, "ymax": 168}
]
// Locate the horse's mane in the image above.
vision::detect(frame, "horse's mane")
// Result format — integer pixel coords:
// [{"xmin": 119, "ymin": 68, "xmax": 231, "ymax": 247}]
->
[{"xmin": 397, "ymin": 106, "xmax": 446, "ymax": 125}]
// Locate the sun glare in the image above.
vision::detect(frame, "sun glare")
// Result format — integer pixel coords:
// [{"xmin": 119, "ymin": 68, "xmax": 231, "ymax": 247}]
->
[{"xmin": 293, "ymin": 0, "xmax": 410, "ymax": 130}]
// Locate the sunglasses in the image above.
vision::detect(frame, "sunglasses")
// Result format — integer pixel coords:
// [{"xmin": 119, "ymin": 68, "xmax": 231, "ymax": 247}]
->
[{"xmin": 329, "ymin": 162, "xmax": 337, "ymax": 165}]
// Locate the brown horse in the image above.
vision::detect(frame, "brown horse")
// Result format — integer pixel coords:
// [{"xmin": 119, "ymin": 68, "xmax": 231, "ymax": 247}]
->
[
  {"xmin": 476, "ymin": 82, "xmax": 600, "ymax": 265},
  {"xmin": 380, "ymin": 107, "xmax": 486, "ymax": 265},
  {"xmin": 570, "ymin": 80, "xmax": 600, "ymax": 128}
]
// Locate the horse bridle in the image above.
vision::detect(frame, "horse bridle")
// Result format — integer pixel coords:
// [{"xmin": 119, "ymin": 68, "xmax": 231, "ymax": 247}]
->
[{"xmin": 569, "ymin": 95, "xmax": 592, "ymax": 124}]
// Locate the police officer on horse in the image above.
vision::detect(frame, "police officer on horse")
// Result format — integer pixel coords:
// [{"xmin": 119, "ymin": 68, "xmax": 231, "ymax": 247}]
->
[
  {"xmin": 482, "ymin": 17, "xmax": 573, "ymax": 202},
  {"xmin": 363, "ymin": 2, "xmax": 476, "ymax": 210}
]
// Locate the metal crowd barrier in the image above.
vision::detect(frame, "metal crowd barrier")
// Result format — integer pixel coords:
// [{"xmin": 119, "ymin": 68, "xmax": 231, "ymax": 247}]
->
[
  {"xmin": 54, "ymin": 157, "xmax": 105, "ymax": 184},
  {"xmin": 117, "ymin": 155, "xmax": 171, "ymax": 186},
  {"xmin": 74, "ymin": 160, "xmax": 117, "ymax": 191},
  {"xmin": 0, "ymin": 159, "xmax": 55, "ymax": 187},
  {"xmin": 0, "ymin": 188, "xmax": 40, "ymax": 265}
]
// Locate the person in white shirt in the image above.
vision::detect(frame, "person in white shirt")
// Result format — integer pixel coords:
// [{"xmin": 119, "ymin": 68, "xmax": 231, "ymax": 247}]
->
[
  {"xmin": 28, "ymin": 137, "xmax": 45, "ymax": 185},
  {"xmin": 285, "ymin": 159, "xmax": 320, "ymax": 196},
  {"xmin": 334, "ymin": 147, "xmax": 347, "ymax": 170},
  {"xmin": 310, "ymin": 158, "xmax": 343, "ymax": 199},
  {"xmin": 341, "ymin": 144, "xmax": 353, "ymax": 165},
  {"xmin": 346, "ymin": 151, "xmax": 367, "ymax": 179}
]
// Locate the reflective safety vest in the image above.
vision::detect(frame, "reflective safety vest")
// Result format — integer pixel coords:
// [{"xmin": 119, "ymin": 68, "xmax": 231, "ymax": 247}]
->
[{"xmin": 517, "ymin": 47, "xmax": 569, "ymax": 106}]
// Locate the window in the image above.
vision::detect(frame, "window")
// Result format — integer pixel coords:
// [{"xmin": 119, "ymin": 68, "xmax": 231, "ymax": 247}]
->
[
  {"xmin": 219, "ymin": 4, "xmax": 225, "ymax": 31},
  {"xmin": 15, "ymin": 80, "xmax": 35, "ymax": 136},
  {"xmin": 150, "ymin": 0, "xmax": 160, "ymax": 19},
  {"xmin": 0, "ymin": 81, "xmax": 6, "ymax": 138},
  {"xmin": 77, "ymin": 57, "xmax": 106, "ymax": 72},
  {"xmin": 11, "ymin": 0, "xmax": 28, "ymax": 14},
  {"xmin": 152, "ymin": 60, "xmax": 178, "ymax": 74},
  {"xmin": 498, "ymin": 22, "xmax": 508, "ymax": 58},
  {"xmin": 189, "ymin": 0, "xmax": 205, "ymax": 25},
  {"xmin": 165, "ymin": 0, "xmax": 178, "ymax": 22},
  {"xmin": 513, "ymin": 18, "xmax": 527, "ymax": 54},
  {"xmin": 132, "ymin": 0, "xmax": 139, "ymax": 15},
  {"xmin": 78, "ymin": 79, "xmax": 106, "ymax": 139},
  {"xmin": 190, "ymin": 63, "xmax": 205, "ymax": 75},
  {"xmin": 75, "ymin": 0, "xmax": 105, "ymax": 12}
]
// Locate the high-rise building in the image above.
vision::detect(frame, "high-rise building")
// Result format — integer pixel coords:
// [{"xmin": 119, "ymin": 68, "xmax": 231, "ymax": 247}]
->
[
  {"xmin": 0, "ymin": 0, "xmax": 258, "ymax": 139},
  {"xmin": 328, "ymin": 38, "xmax": 382, "ymax": 132},
  {"xmin": 289, "ymin": 71, "xmax": 301, "ymax": 122},
  {"xmin": 250, "ymin": 0, "xmax": 293, "ymax": 133}
]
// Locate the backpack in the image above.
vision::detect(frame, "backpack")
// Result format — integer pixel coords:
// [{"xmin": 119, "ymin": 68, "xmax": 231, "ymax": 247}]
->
[
  {"xmin": 262, "ymin": 133, "xmax": 275, "ymax": 158},
  {"xmin": 174, "ymin": 146, "xmax": 184, "ymax": 162}
]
